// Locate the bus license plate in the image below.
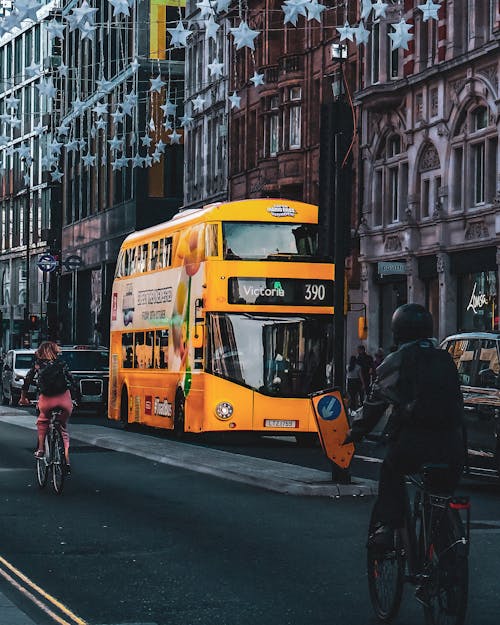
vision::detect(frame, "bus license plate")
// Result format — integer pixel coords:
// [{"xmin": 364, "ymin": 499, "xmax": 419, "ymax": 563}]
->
[{"xmin": 264, "ymin": 419, "xmax": 298, "ymax": 428}]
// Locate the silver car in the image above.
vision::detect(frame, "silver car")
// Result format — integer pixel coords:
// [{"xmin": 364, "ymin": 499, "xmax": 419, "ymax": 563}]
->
[{"xmin": 1, "ymin": 349, "xmax": 36, "ymax": 406}]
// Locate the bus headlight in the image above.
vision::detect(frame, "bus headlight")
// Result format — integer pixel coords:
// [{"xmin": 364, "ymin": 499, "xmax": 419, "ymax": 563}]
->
[{"xmin": 215, "ymin": 401, "xmax": 233, "ymax": 420}]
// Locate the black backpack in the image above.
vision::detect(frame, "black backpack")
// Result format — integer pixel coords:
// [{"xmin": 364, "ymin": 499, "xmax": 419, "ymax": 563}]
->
[
  {"xmin": 398, "ymin": 343, "xmax": 464, "ymax": 430},
  {"xmin": 37, "ymin": 360, "xmax": 69, "ymax": 397}
]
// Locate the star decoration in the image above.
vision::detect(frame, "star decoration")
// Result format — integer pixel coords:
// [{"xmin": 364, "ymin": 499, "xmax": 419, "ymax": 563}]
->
[
  {"xmin": 130, "ymin": 58, "xmax": 140, "ymax": 73},
  {"xmin": 167, "ymin": 130, "xmax": 182, "ymax": 144},
  {"xmin": 15, "ymin": 0, "xmax": 42, "ymax": 23},
  {"xmin": 162, "ymin": 119, "xmax": 173, "ymax": 132},
  {"xmin": 179, "ymin": 114, "xmax": 193, "ymax": 128},
  {"xmin": 36, "ymin": 77, "xmax": 57, "ymax": 99},
  {"xmin": 144, "ymin": 155, "xmax": 153, "ymax": 168},
  {"xmin": 132, "ymin": 153, "xmax": 144, "ymax": 168},
  {"xmin": 389, "ymin": 18, "xmax": 414, "ymax": 50},
  {"xmin": 149, "ymin": 74, "xmax": 166, "ymax": 93},
  {"xmin": 354, "ymin": 21, "xmax": 370, "ymax": 46},
  {"xmin": 49, "ymin": 139, "xmax": 63, "ymax": 154},
  {"xmin": 33, "ymin": 122, "xmax": 45, "ymax": 136},
  {"xmin": 96, "ymin": 119, "xmax": 107, "ymax": 131},
  {"xmin": 215, "ymin": 0, "xmax": 231, "ymax": 12},
  {"xmin": 156, "ymin": 139, "xmax": 166, "ymax": 153},
  {"xmin": 250, "ymin": 71, "xmax": 265, "ymax": 87},
  {"xmin": 108, "ymin": 135, "xmax": 124, "ymax": 152},
  {"xmin": 360, "ymin": 0, "xmax": 373, "ymax": 20},
  {"xmin": 167, "ymin": 20, "xmax": 192, "ymax": 48},
  {"xmin": 337, "ymin": 21, "xmax": 355, "ymax": 42},
  {"xmin": 111, "ymin": 109, "xmax": 125, "ymax": 124},
  {"xmin": 25, "ymin": 61, "xmax": 41, "ymax": 78},
  {"xmin": 204, "ymin": 16, "xmax": 219, "ymax": 41},
  {"xmin": 228, "ymin": 91, "xmax": 241, "ymax": 109},
  {"xmin": 207, "ymin": 59, "xmax": 224, "ymax": 77},
  {"xmin": 372, "ymin": 0, "xmax": 388, "ymax": 18},
  {"xmin": 79, "ymin": 21, "xmax": 96, "ymax": 40},
  {"xmin": 160, "ymin": 100, "xmax": 177, "ymax": 117},
  {"xmin": 305, "ymin": 0, "xmax": 326, "ymax": 23},
  {"xmin": 58, "ymin": 62, "xmax": 69, "ymax": 77},
  {"xmin": 196, "ymin": 0, "xmax": 215, "ymax": 19},
  {"xmin": 8, "ymin": 117, "xmax": 21, "ymax": 129},
  {"xmin": 41, "ymin": 154, "xmax": 57, "ymax": 169},
  {"xmin": 72, "ymin": 96, "xmax": 85, "ymax": 115},
  {"xmin": 17, "ymin": 144, "xmax": 31, "ymax": 159},
  {"xmin": 93, "ymin": 102, "xmax": 108, "ymax": 116},
  {"xmin": 50, "ymin": 168, "xmax": 64, "ymax": 182},
  {"xmin": 151, "ymin": 150, "xmax": 162, "ymax": 164},
  {"xmin": 82, "ymin": 153, "xmax": 96, "ymax": 167},
  {"xmin": 108, "ymin": 0, "xmax": 131, "ymax": 17},
  {"xmin": 192, "ymin": 95, "xmax": 205, "ymax": 112},
  {"xmin": 65, "ymin": 140, "xmax": 80, "ymax": 153},
  {"xmin": 46, "ymin": 19, "xmax": 66, "ymax": 40},
  {"xmin": 230, "ymin": 20, "xmax": 260, "ymax": 51},
  {"xmin": 149, "ymin": 117, "xmax": 156, "ymax": 131},
  {"xmin": 141, "ymin": 135, "xmax": 153, "ymax": 147},
  {"xmin": 282, "ymin": 0, "xmax": 309, "ymax": 27},
  {"xmin": 418, "ymin": 0, "xmax": 441, "ymax": 21},
  {"xmin": 23, "ymin": 174, "xmax": 31, "ymax": 186},
  {"xmin": 56, "ymin": 123, "xmax": 71, "ymax": 137},
  {"xmin": 96, "ymin": 77, "xmax": 113, "ymax": 92},
  {"xmin": 5, "ymin": 95, "xmax": 20, "ymax": 110},
  {"xmin": 66, "ymin": 0, "xmax": 98, "ymax": 32}
]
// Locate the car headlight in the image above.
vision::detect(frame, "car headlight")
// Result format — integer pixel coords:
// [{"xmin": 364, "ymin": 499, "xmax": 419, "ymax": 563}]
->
[{"xmin": 215, "ymin": 401, "xmax": 233, "ymax": 420}]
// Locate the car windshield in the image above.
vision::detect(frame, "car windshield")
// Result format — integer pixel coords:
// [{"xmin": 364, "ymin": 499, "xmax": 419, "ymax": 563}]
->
[
  {"xmin": 207, "ymin": 313, "xmax": 333, "ymax": 397},
  {"xmin": 60, "ymin": 350, "xmax": 109, "ymax": 372},
  {"xmin": 15, "ymin": 354, "xmax": 34, "ymax": 369},
  {"xmin": 222, "ymin": 222, "xmax": 320, "ymax": 261}
]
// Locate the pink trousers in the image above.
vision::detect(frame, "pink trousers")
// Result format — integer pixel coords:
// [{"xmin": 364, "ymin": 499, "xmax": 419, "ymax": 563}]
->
[{"xmin": 37, "ymin": 390, "xmax": 73, "ymax": 452}]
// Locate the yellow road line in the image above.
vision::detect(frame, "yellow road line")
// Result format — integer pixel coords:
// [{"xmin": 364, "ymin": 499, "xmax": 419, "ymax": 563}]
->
[{"xmin": 0, "ymin": 555, "xmax": 88, "ymax": 625}]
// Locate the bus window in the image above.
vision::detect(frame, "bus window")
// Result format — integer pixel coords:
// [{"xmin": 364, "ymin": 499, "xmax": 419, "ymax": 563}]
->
[
  {"xmin": 135, "ymin": 332, "xmax": 147, "ymax": 368},
  {"xmin": 206, "ymin": 223, "xmax": 218, "ymax": 257},
  {"xmin": 115, "ymin": 250, "xmax": 126, "ymax": 278},
  {"xmin": 145, "ymin": 331, "xmax": 155, "ymax": 368},
  {"xmin": 137, "ymin": 244, "xmax": 148, "ymax": 273},
  {"xmin": 128, "ymin": 247, "xmax": 138, "ymax": 275},
  {"xmin": 164, "ymin": 237, "xmax": 173, "ymax": 267},
  {"xmin": 150, "ymin": 241, "xmax": 159, "ymax": 271},
  {"xmin": 122, "ymin": 333, "xmax": 134, "ymax": 368},
  {"xmin": 155, "ymin": 330, "xmax": 169, "ymax": 369}
]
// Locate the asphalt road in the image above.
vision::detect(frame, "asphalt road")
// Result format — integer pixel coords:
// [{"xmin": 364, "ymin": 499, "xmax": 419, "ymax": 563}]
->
[{"xmin": 0, "ymin": 414, "xmax": 499, "ymax": 625}]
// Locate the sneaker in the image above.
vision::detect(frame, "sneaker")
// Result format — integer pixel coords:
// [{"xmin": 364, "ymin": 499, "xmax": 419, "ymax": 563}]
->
[
  {"xmin": 34, "ymin": 450, "xmax": 44, "ymax": 459},
  {"xmin": 64, "ymin": 464, "xmax": 71, "ymax": 476}
]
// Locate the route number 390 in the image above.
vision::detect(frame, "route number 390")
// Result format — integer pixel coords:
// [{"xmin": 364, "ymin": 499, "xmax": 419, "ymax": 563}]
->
[{"xmin": 304, "ymin": 283, "xmax": 326, "ymax": 301}]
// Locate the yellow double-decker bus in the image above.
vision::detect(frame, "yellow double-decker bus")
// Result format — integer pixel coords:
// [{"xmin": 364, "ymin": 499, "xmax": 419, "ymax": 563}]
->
[{"xmin": 108, "ymin": 199, "xmax": 335, "ymax": 442}]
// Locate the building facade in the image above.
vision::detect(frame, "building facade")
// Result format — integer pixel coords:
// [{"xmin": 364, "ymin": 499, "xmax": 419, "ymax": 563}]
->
[
  {"xmin": 0, "ymin": 1, "xmax": 61, "ymax": 349},
  {"xmin": 58, "ymin": 0, "xmax": 184, "ymax": 345},
  {"xmin": 357, "ymin": 0, "xmax": 500, "ymax": 351}
]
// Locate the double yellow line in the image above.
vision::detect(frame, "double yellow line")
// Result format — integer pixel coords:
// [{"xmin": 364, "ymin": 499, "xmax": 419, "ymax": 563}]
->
[{"xmin": 0, "ymin": 554, "xmax": 88, "ymax": 625}]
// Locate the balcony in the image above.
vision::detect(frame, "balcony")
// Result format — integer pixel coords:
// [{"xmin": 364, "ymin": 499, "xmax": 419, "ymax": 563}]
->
[
  {"xmin": 278, "ymin": 54, "xmax": 303, "ymax": 75},
  {"xmin": 264, "ymin": 65, "xmax": 278, "ymax": 83}
]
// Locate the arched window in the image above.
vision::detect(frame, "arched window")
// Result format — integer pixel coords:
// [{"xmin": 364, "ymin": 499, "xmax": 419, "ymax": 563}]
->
[
  {"xmin": 417, "ymin": 143, "xmax": 441, "ymax": 219},
  {"xmin": 450, "ymin": 104, "xmax": 497, "ymax": 210},
  {"xmin": 372, "ymin": 134, "xmax": 408, "ymax": 226}
]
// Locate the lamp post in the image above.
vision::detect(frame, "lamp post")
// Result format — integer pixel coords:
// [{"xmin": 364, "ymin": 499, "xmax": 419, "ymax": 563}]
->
[{"xmin": 23, "ymin": 192, "xmax": 30, "ymax": 347}]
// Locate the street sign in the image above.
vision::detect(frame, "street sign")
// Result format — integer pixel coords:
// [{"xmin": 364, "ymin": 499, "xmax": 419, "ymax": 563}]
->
[
  {"xmin": 378, "ymin": 261, "xmax": 406, "ymax": 276},
  {"xmin": 37, "ymin": 253, "xmax": 58, "ymax": 273},
  {"xmin": 64, "ymin": 254, "xmax": 83, "ymax": 271},
  {"xmin": 310, "ymin": 389, "xmax": 354, "ymax": 470}
]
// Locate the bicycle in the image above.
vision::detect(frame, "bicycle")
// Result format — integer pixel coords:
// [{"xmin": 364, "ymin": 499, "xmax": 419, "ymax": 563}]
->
[
  {"xmin": 367, "ymin": 463, "xmax": 470, "ymax": 625},
  {"xmin": 35, "ymin": 407, "xmax": 69, "ymax": 495}
]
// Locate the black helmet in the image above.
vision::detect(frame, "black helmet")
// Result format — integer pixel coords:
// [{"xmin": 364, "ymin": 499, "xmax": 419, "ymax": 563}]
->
[{"xmin": 391, "ymin": 303, "xmax": 433, "ymax": 344}]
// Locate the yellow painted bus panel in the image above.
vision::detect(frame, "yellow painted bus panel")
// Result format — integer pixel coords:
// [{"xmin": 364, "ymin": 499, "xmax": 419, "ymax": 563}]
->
[
  {"xmin": 253, "ymin": 393, "xmax": 317, "ymax": 433},
  {"xmin": 203, "ymin": 374, "xmax": 254, "ymax": 431}
]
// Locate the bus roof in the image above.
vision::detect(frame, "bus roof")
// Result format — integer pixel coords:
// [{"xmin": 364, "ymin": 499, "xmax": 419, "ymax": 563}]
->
[{"xmin": 122, "ymin": 199, "xmax": 318, "ymax": 247}]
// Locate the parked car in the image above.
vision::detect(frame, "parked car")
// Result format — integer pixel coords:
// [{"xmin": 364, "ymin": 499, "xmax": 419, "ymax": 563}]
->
[
  {"xmin": 441, "ymin": 332, "xmax": 500, "ymax": 475},
  {"xmin": 59, "ymin": 345, "xmax": 109, "ymax": 415},
  {"xmin": 1, "ymin": 349, "xmax": 36, "ymax": 405}
]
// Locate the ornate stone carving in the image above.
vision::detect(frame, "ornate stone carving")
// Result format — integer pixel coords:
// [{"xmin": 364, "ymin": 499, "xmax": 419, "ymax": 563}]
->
[
  {"xmin": 360, "ymin": 263, "xmax": 369, "ymax": 282},
  {"xmin": 419, "ymin": 142, "xmax": 440, "ymax": 172},
  {"xmin": 478, "ymin": 65, "xmax": 499, "ymax": 94},
  {"xmin": 384, "ymin": 235, "xmax": 402, "ymax": 252},
  {"xmin": 430, "ymin": 88, "xmax": 438, "ymax": 117},
  {"xmin": 452, "ymin": 77, "xmax": 467, "ymax": 96},
  {"xmin": 465, "ymin": 221, "xmax": 490, "ymax": 241},
  {"xmin": 436, "ymin": 252, "xmax": 449, "ymax": 274}
]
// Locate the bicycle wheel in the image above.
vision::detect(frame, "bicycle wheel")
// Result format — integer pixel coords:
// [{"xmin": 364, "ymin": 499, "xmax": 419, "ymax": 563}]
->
[
  {"xmin": 35, "ymin": 436, "xmax": 50, "ymax": 489},
  {"xmin": 423, "ymin": 509, "xmax": 468, "ymax": 625},
  {"xmin": 51, "ymin": 429, "xmax": 66, "ymax": 495},
  {"xmin": 367, "ymin": 510, "xmax": 405, "ymax": 622}
]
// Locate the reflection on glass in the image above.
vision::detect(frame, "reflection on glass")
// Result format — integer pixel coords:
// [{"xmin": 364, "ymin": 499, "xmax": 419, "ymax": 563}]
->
[{"xmin": 207, "ymin": 313, "xmax": 333, "ymax": 397}]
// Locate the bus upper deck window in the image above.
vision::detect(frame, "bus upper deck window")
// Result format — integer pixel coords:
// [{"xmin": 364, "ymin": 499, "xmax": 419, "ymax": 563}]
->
[
  {"xmin": 150, "ymin": 241, "xmax": 159, "ymax": 271},
  {"xmin": 138, "ymin": 244, "xmax": 149, "ymax": 273},
  {"xmin": 205, "ymin": 224, "xmax": 218, "ymax": 257},
  {"xmin": 162, "ymin": 237, "xmax": 173, "ymax": 267}
]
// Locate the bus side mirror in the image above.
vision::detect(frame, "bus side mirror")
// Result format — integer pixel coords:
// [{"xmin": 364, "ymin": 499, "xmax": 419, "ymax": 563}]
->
[
  {"xmin": 192, "ymin": 326, "xmax": 204, "ymax": 349},
  {"xmin": 358, "ymin": 316, "xmax": 367, "ymax": 341}
]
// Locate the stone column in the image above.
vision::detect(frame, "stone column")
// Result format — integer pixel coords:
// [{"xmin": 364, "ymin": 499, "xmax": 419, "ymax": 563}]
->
[
  {"xmin": 437, "ymin": 252, "xmax": 456, "ymax": 341},
  {"xmin": 496, "ymin": 247, "xmax": 500, "ymax": 330},
  {"xmin": 406, "ymin": 255, "xmax": 426, "ymax": 304},
  {"xmin": 361, "ymin": 261, "xmax": 379, "ymax": 354}
]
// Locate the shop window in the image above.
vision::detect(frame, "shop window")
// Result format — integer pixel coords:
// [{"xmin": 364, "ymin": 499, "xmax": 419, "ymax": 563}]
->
[{"xmin": 458, "ymin": 270, "xmax": 497, "ymax": 332}]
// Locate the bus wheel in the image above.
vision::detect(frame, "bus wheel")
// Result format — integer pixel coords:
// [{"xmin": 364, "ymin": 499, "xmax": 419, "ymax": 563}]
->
[
  {"xmin": 174, "ymin": 392, "xmax": 185, "ymax": 439},
  {"xmin": 120, "ymin": 388, "xmax": 129, "ymax": 427}
]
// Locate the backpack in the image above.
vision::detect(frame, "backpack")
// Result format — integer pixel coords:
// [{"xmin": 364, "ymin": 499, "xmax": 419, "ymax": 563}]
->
[
  {"xmin": 398, "ymin": 342, "xmax": 463, "ymax": 430},
  {"xmin": 37, "ymin": 360, "xmax": 69, "ymax": 397}
]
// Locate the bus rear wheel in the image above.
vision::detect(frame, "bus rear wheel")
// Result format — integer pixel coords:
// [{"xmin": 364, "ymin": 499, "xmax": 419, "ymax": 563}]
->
[
  {"xmin": 174, "ymin": 393, "xmax": 185, "ymax": 439},
  {"xmin": 120, "ymin": 388, "xmax": 129, "ymax": 426}
]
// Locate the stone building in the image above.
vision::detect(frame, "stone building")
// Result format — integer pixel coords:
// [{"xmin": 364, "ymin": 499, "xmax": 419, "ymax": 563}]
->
[{"xmin": 357, "ymin": 0, "xmax": 500, "ymax": 350}]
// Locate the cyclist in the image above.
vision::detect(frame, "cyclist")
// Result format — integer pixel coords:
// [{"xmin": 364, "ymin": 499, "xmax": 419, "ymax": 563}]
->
[
  {"xmin": 343, "ymin": 304, "xmax": 465, "ymax": 548},
  {"xmin": 18, "ymin": 341, "xmax": 79, "ymax": 472}
]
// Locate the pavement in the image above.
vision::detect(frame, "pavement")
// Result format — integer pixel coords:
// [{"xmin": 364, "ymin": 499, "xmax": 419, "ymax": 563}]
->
[{"xmin": 0, "ymin": 405, "xmax": 377, "ymax": 625}]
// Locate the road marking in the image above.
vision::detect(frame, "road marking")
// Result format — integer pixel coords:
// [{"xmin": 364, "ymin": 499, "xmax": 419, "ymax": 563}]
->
[
  {"xmin": 355, "ymin": 454, "xmax": 383, "ymax": 464},
  {"xmin": 0, "ymin": 554, "xmax": 88, "ymax": 625}
]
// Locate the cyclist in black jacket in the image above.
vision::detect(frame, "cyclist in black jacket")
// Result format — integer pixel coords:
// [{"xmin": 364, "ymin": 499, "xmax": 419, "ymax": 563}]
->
[{"xmin": 343, "ymin": 304, "xmax": 465, "ymax": 547}]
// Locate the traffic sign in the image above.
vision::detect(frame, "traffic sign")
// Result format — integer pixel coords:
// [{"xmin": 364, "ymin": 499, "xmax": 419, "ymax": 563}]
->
[
  {"xmin": 37, "ymin": 254, "xmax": 58, "ymax": 273},
  {"xmin": 64, "ymin": 254, "xmax": 83, "ymax": 271},
  {"xmin": 310, "ymin": 389, "xmax": 354, "ymax": 470}
]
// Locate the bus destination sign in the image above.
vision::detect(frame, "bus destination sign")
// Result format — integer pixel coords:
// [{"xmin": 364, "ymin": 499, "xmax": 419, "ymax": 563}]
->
[{"xmin": 228, "ymin": 278, "xmax": 334, "ymax": 307}]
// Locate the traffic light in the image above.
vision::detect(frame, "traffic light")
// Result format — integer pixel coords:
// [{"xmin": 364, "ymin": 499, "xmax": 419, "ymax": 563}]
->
[{"xmin": 29, "ymin": 314, "xmax": 39, "ymax": 330}]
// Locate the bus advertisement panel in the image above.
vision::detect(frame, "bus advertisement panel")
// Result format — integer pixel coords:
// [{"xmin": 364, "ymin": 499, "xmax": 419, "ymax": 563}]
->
[{"xmin": 108, "ymin": 199, "xmax": 335, "ymax": 442}]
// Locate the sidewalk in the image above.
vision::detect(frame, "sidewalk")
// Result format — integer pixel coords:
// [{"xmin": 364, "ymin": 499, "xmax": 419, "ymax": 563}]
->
[
  {"xmin": 0, "ymin": 407, "xmax": 377, "ymax": 498},
  {"xmin": 0, "ymin": 590, "xmax": 38, "ymax": 625}
]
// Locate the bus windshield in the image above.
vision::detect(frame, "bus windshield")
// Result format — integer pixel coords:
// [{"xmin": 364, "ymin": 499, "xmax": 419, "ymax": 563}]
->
[
  {"xmin": 207, "ymin": 313, "xmax": 333, "ymax": 397},
  {"xmin": 222, "ymin": 222, "xmax": 320, "ymax": 260}
]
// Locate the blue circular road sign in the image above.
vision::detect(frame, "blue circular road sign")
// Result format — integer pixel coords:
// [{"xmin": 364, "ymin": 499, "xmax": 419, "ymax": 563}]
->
[
  {"xmin": 317, "ymin": 395, "xmax": 342, "ymax": 421},
  {"xmin": 64, "ymin": 254, "xmax": 83, "ymax": 271},
  {"xmin": 37, "ymin": 253, "xmax": 58, "ymax": 273}
]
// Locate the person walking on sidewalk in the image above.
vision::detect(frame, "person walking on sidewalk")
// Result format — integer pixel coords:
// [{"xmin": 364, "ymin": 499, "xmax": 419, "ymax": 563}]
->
[
  {"xmin": 18, "ymin": 341, "xmax": 79, "ymax": 471},
  {"xmin": 356, "ymin": 344, "xmax": 374, "ymax": 403},
  {"xmin": 346, "ymin": 355, "xmax": 363, "ymax": 411}
]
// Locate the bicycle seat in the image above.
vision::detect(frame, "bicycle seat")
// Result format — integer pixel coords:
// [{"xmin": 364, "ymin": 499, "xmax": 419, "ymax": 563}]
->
[{"xmin": 420, "ymin": 463, "xmax": 455, "ymax": 494}]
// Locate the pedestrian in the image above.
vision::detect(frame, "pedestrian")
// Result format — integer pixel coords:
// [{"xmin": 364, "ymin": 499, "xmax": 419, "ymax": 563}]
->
[
  {"xmin": 356, "ymin": 344, "xmax": 374, "ymax": 403},
  {"xmin": 346, "ymin": 355, "xmax": 363, "ymax": 411},
  {"xmin": 373, "ymin": 348, "xmax": 385, "ymax": 372}
]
